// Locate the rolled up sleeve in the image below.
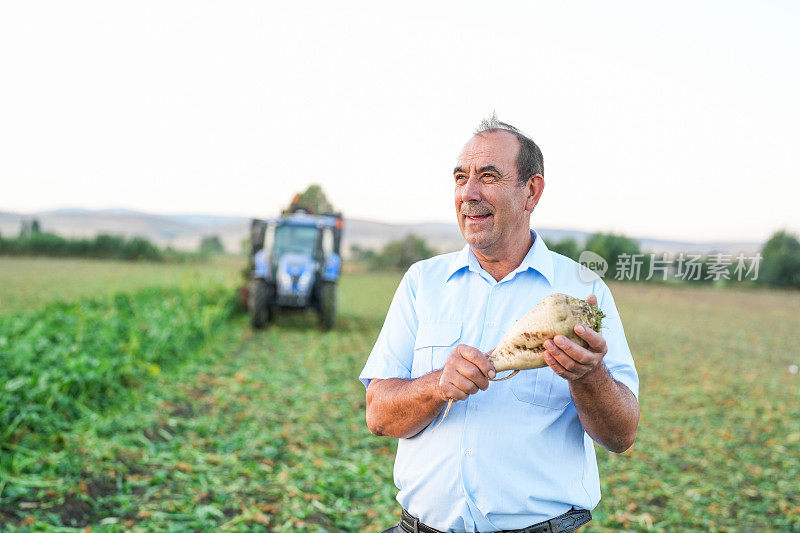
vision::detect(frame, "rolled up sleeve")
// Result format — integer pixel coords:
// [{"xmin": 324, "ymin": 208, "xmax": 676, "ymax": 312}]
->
[
  {"xmin": 593, "ymin": 280, "xmax": 639, "ymax": 399},
  {"xmin": 359, "ymin": 265, "xmax": 420, "ymax": 389}
]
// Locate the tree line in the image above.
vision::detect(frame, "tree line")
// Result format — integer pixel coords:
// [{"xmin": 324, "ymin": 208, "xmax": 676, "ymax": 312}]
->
[
  {"xmin": 354, "ymin": 230, "xmax": 800, "ymax": 288},
  {"xmin": 0, "ymin": 231, "xmax": 164, "ymax": 261},
  {"xmin": 1, "ymin": 219, "xmax": 227, "ymax": 261}
]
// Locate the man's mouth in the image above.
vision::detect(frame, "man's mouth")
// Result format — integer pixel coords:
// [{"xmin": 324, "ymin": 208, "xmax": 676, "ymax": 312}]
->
[{"xmin": 465, "ymin": 213, "xmax": 492, "ymax": 222}]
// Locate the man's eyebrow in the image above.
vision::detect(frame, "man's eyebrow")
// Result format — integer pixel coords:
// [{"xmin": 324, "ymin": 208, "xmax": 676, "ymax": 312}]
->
[
  {"xmin": 478, "ymin": 165, "xmax": 502, "ymax": 175},
  {"xmin": 453, "ymin": 165, "xmax": 503, "ymax": 175}
]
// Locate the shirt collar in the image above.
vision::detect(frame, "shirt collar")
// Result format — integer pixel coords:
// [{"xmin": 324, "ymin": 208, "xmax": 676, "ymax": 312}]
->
[{"xmin": 445, "ymin": 229, "xmax": 554, "ymax": 286}]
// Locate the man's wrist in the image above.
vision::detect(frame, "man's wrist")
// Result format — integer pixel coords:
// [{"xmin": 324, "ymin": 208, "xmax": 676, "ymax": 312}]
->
[
  {"xmin": 571, "ymin": 362, "xmax": 611, "ymax": 388},
  {"xmin": 419, "ymin": 369, "xmax": 447, "ymax": 404}
]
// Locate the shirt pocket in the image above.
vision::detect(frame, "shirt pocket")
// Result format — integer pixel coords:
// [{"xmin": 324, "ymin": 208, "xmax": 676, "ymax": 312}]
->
[
  {"xmin": 411, "ymin": 322, "xmax": 462, "ymax": 378},
  {"xmin": 510, "ymin": 366, "xmax": 572, "ymax": 410}
]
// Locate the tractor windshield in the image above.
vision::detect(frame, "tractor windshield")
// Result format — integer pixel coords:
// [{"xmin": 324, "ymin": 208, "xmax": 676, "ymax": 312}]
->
[{"xmin": 272, "ymin": 224, "xmax": 319, "ymax": 258}]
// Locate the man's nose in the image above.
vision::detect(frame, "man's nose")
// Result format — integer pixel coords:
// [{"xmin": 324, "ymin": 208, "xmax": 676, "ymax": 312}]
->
[{"xmin": 460, "ymin": 174, "xmax": 482, "ymax": 202}]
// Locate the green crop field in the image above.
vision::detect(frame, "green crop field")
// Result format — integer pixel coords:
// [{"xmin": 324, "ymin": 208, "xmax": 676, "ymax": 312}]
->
[
  {"xmin": 1, "ymin": 258, "xmax": 798, "ymax": 531},
  {"xmin": 0, "ymin": 257, "xmax": 241, "ymax": 315}
]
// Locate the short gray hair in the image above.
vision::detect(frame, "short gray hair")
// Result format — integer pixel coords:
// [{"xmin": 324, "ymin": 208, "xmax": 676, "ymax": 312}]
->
[{"xmin": 475, "ymin": 113, "xmax": 544, "ymax": 184}]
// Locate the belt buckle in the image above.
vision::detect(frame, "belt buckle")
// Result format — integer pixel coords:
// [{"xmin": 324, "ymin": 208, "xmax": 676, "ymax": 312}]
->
[
  {"xmin": 401, "ymin": 509, "xmax": 421, "ymax": 533},
  {"xmin": 547, "ymin": 508, "xmax": 590, "ymax": 533},
  {"xmin": 555, "ymin": 515, "xmax": 578, "ymax": 530}
]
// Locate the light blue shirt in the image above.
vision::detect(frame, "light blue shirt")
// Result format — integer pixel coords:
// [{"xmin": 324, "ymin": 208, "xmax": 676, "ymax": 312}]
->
[{"xmin": 359, "ymin": 231, "xmax": 639, "ymax": 532}]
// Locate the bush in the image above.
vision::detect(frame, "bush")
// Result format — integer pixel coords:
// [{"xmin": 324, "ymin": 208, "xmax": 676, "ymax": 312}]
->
[
  {"xmin": 370, "ymin": 234, "xmax": 435, "ymax": 270},
  {"xmin": 349, "ymin": 244, "xmax": 376, "ymax": 263},
  {"xmin": 547, "ymin": 238, "xmax": 580, "ymax": 261},
  {"xmin": 122, "ymin": 236, "xmax": 163, "ymax": 261},
  {"xmin": 759, "ymin": 230, "xmax": 800, "ymax": 287},
  {"xmin": 584, "ymin": 232, "xmax": 648, "ymax": 281},
  {"xmin": 200, "ymin": 235, "xmax": 225, "ymax": 256}
]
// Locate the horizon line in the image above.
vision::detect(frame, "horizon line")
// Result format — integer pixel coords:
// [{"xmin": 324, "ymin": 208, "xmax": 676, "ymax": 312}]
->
[{"xmin": 0, "ymin": 205, "xmax": 777, "ymax": 246}]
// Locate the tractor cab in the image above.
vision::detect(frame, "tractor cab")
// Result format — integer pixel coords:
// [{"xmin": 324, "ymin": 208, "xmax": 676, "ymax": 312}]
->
[{"xmin": 247, "ymin": 211, "xmax": 343, "ymax": 329}]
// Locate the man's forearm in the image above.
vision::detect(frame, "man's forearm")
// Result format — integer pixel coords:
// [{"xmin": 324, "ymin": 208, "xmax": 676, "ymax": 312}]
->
[
  {"xmin": 366, "ymin": 371, "xmax": 447, "ymax": 439},
  {"xmin": 569, "ymin": 364, "xmax": 639, "ymax": 453}
]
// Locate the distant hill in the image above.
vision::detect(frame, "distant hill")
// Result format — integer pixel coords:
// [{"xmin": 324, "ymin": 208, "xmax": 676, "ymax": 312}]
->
[
  {"xmin": 0, "ymin": 209, "xmax": 763, "ymax": 257},
  {"xmin": 0, "ymin": 210, "xmax": 251, "ymax": 255}
]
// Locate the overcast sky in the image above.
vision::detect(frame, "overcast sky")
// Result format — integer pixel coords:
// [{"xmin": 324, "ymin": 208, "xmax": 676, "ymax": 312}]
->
[{"xmin": 1, "ymin": 1, "xmax": 798, "ymax": 242}]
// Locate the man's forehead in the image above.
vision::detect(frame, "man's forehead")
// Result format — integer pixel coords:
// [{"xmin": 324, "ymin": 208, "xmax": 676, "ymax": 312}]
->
[{"xmin": 456, "ymin": 131, "xmax": 519, "ymax": 168}]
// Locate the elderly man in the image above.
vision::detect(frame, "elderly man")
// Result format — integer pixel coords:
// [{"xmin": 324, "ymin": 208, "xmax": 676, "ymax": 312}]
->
[{"xmin": 360, "ymin": 117, "xmax": 640, "ymax": 533}]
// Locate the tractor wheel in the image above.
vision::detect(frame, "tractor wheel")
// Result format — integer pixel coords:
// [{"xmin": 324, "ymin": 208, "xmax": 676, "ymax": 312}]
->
[
  {"xmin": 318, "ymin": 281, "xmax": 336, "ymax": 330},
  {"xmin": 249, "ymin": 279, "xmax": 272, "ymax": 329}
]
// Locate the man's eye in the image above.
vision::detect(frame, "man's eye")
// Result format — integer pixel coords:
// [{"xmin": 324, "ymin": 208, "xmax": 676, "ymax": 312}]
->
[
  {"xmin": 482, "ymin": 173, "xmax": 497, "ymax": 182},
  {"xmin": 455, "ymin": 175, "xmax": 467, "ymax": 184}
]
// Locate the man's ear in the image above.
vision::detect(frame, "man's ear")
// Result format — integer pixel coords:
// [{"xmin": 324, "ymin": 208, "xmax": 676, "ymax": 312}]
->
[{"xmin": 525, "ymin": 175, "xmax": 545, "ymax": 211}]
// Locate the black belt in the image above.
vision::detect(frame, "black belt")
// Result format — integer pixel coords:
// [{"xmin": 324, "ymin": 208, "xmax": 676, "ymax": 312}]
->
[{"xmin": 400, "ymin": 507, "xmax": 591, "ymax": 533}]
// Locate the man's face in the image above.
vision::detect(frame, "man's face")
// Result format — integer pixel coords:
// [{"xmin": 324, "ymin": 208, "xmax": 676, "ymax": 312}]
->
[{"xmin": 454, "ymin": 130, "xmax": 534, "ymax": 255}]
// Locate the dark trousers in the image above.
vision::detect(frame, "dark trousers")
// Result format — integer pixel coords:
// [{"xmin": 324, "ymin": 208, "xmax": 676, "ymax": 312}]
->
[
  {"xmin": 381, "ymin": 511, "xmax": 591, "ymax": 533},
  {"xmin": 381, "ymin": 526, "xmax": 591, "ymax": 533},
  {"xmin": 381, "ymin": 527, "xmax": 590, "ymax": 533}
]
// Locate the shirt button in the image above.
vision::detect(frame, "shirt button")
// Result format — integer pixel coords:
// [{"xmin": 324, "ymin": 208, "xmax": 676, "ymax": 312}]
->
[
  {"xmin": 470, "ymin": 404, "xmax": 477, "ymax": 411},
  {"xmin": 464, "ymin": 449, "xmax": 472, "ymax": 456}
]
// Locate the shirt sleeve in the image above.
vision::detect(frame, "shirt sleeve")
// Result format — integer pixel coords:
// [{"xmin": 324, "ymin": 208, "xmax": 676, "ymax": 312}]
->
[
  {"xmin": 359, "ymin": 264, "xmax": 420, "ymax": 389},
  {"xmin": 592, "ymin": 279, "xmax": 640, "ymax": 399}
]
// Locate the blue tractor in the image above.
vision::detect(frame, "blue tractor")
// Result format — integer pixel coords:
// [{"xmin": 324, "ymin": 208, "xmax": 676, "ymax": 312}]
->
[{"xmin": 246, "ymin": 211, "xmax": 343, "ymax": 329}]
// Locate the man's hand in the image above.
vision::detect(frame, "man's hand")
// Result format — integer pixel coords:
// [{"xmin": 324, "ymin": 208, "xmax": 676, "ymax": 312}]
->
[
  {"xmin": 365, "ymin": 345, "xmax": 496, "ymax": 439},
  {"xmin": 540, "ymin": 293, "xmax": 639, "ymax": 452},
  {"xmin": 438, "ymin": 344, "xmax": 496, "ymax": 402},
  {"xmin": 542, "ymin": 294, "xmax": 608, "ymax": 382}
]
